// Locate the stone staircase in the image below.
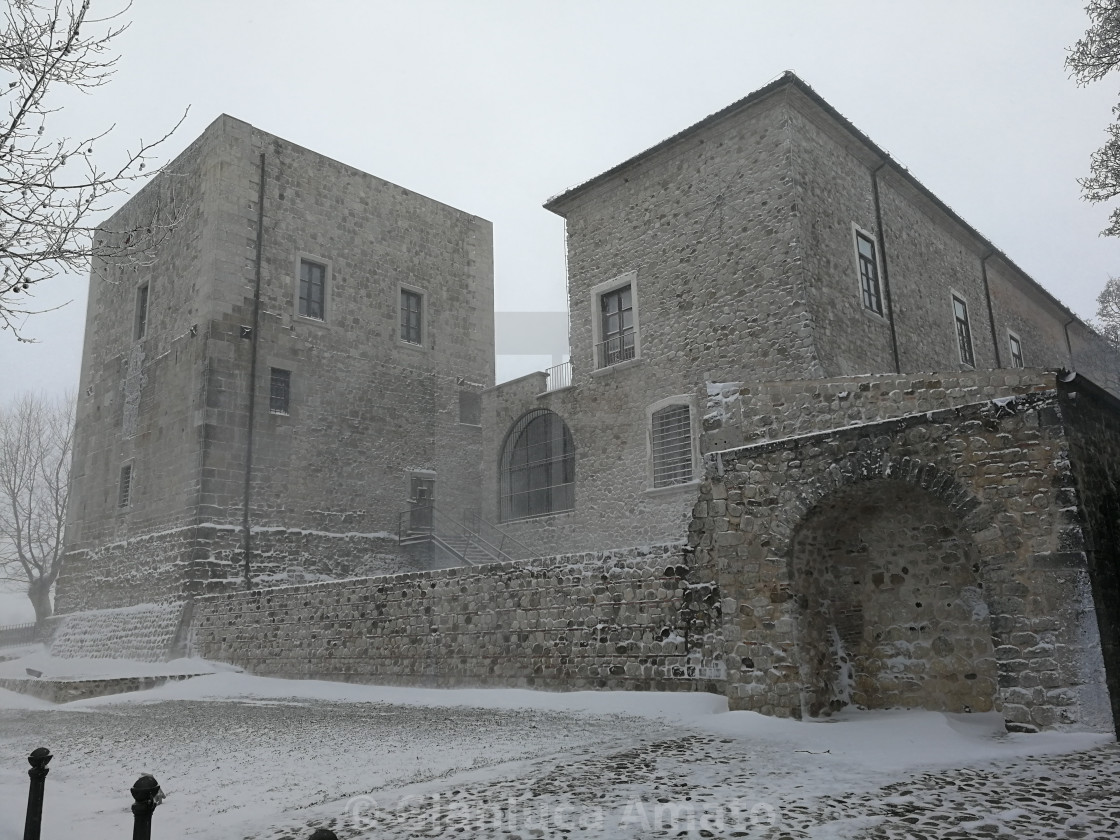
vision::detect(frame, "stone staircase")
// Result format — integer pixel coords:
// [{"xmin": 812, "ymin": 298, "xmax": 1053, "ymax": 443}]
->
[{"xmin": 399, "ymin": 506, "xmax": 532, "ymax": 567}]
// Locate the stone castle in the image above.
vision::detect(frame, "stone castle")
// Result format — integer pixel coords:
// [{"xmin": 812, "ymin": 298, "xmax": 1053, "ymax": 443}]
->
[{"xmin": 55, "ymin": 73, "xmax": 1120, "ymax": 734}]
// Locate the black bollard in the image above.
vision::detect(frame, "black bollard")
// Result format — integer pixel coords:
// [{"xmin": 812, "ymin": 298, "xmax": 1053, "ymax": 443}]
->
[
  {"xmin": 23, "ymin": 747, "xmax": 52, "ymax": 840},
  {"xmin": 308, "ymin": 830, "xmax": 338, "ymax": 840},
  {"xmin": 130, "ymin": 774, "xmax": 163, "ymax": 840}
]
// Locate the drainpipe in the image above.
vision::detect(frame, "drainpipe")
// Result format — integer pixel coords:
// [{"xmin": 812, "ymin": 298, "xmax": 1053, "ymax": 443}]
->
[
  {"xmin": 871, "ymin": 162, "xmax": 901, "ymax": 373},
  {"xmin": 1063, "ymin": 318, "xmax": 1077, "ymax": 371},
  {"xmin": 241, "ymin": 152, "xmax": 267, "ymax": 590},
  {"xmin": 980, "ymin": 251, "xmax": 1001, "ymax": 368}
]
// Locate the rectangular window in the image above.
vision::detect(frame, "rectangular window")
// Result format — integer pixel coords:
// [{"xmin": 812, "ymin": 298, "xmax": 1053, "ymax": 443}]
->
[
  {"xmin": 299, "ymin": 259, "xmax": 326, "ymax": 320},
  {"xmin": 598, "ymin": 284, "xmax": 635, "ymax": 367},
  {"xmin": 952, "ymin": 294, "xmax": 974, "ymax": 367},
  {"xmin": 855, "ymin": 232, "xmax": 882, "ymax": 315},
  {"xmin": 269, "ymin": 368, "xmax": 291, "ymax": 414},
  {"xmin": 651, "ymin": 404, "xmax": 693, "ymax": 488},
  {"xmin": 118, "ymin": 465, "xmax": 132, "ymax": 508},
  {"xmin": 400, "ymin": 289, "xmax": 422, "ymax": 345},
  {"xmin": 458, "ymin": 390, "xmax": 481, "ymax": 426},
  {"xmin": 1008, "ymin": 332, "xmax": 1024, "ymax": 368},
  {"xmin": 135, "ymin": 282, "xmax": 149, "ymax": 339}
]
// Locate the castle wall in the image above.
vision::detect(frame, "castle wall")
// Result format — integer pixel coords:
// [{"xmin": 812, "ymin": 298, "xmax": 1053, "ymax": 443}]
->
[{"xmin": 191, "ymin": 544, "xmax": 725, "ymax": 692}]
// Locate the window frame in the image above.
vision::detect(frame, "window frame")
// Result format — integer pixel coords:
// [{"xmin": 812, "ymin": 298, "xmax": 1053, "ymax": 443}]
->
[
  {"xmin": 852, "ymin": 225, "xmax": 884, "ymax": 317},
  {"xmin": 499, "ymin": 409, "xmax": 575, "ymax": 521},
  {"xmin": 269, "ymin": 367, "xmax": 291, "ymax": 415},
  {"xmin": 295, "ymin": 254, "xmax": 331, "ymax": 323},
  {"xmin": 951, "ymin": 292, "xmax": 975, "ymax": 368},
  {"xmin": 590, "ymin": 271, "xmax": 641, "ymax": 372},
  {"xmin": 1007, "ymin": 330, "xmax": 1025, "ymax": 369},
  {"xmin": 134, "ymin": 281, "xmax": 150, "ymax": 340},
  {"xmin": 399, "ymin": 284, "xmax": 426, "ymax": 348},
  {"xmin": 646, "ymin": 396, "xmax": 699, "ymax": 492}
]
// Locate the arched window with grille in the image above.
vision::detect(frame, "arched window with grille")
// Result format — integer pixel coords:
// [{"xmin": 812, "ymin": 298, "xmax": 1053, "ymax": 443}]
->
[
  {"xmin": 649, "ymin": 400, "xmax": 695, "ymax": 488},
  {"xmin": 499, "ymin": 409, "xmax": 575, "ymax": 521}
]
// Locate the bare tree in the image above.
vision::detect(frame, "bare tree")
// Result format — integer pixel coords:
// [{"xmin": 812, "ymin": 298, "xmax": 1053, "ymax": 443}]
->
[
  {"xmin": 1, "ymin": 0, "xmax": 183, "ymax": 338},
  {"xmin": 1097, "ymin": 275, "xmax": 1120, "ymax": 345},
  {"xmin": 0, "ymin": 392, "xmax": 73, "ymax": 624}
]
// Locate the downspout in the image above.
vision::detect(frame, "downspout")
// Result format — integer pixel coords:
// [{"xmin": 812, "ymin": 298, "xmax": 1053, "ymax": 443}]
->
[
  {"xmin": 1063, "ymin": 318, "xmax": 1077, "ymax": 371},
  {"xmin": 980, "ymin": 251, "xmax": 1002, "ymax": 368},
  {"xmin": 871, "ymin": 162, "xmax": 901, "ymax": 373},
  {"xmin": 241, "ymin": 152, "xmax": 267, "ymax": 590}
]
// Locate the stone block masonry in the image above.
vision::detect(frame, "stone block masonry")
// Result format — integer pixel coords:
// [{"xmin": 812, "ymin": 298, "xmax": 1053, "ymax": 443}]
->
[{"xmin": 191, "ymin": 544, "xmax": 726, "ymax": 692}]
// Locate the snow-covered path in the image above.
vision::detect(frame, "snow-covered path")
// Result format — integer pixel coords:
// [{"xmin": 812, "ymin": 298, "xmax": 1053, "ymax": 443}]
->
[{"xmin": 1, "ymin": 671, "xmax": 1117, "ymax": 840}]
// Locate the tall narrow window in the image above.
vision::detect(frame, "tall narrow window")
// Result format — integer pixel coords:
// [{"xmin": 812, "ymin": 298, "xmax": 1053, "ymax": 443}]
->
[
  {"xmin": 299, "ymin": 259, "xmax": 326, "ymax": 320},
  {"xmin": 651, "ymin": 404, "xmax": 694, "ymax": 488},
  {"xmin": 458, "ymin": 390, "xmax": 481, "ymax": 426},
  {"xmin": 401, "ymin": 289, "xmax": 422, "ymax": 345},
  {"xmin": 598, "ymin": 284, "xmax": 635, "ymax": 367},
  {"xmin": 269, "ymin": 368, "xmax": 291, "ymax": 414},
  {"xmin": 118, "ymin": 465, "xmax": 132, "ymax": 508},
  {"xmin": 499, "ymin": 409, "xmax": 575, "ymax": 520},
  {"xmin": 1007, "ymin": 331, "xmax": 1025, "ymax": 368},
  {"xmin": 952, "ymin": 294, "xmax": 974, "ymax": 367},
  {"xmin": 135, "ymin": 282, "xmax": 149, "ymax": 339},
  {"xmin": 855, "ymin": 232, "xmax": 882, "ymax": 315}
]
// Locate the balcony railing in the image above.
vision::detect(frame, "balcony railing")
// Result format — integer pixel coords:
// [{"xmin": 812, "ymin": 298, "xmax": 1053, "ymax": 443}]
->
[
  {"xmin": 595, "ymin": 329, "xmax": 637, "ymax": 369},
  {"xmin": 545, "ymin": 360, "xmax": 572, "ymax": 391}
]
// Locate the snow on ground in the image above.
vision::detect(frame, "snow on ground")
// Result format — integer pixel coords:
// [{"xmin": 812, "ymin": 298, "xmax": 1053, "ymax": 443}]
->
[{"xmin": 0, "ymin": 655, "xmax": 1116, "ymax": 840}]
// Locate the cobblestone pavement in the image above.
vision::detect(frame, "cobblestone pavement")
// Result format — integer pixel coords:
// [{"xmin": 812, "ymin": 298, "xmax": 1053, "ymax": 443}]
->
[
  {"xmin": 266, "ymin": 736, "xmax": 1120, "ymax": 840},
  {"xmin": 2, "ymin": 695, "xmax": 1117, "ymax": 840}
]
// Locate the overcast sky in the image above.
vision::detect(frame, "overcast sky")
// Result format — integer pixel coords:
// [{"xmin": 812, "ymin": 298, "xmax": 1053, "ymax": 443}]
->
[{"xmin": 1, "ymin": 0, "xmax": 1117, "ymax": 401}]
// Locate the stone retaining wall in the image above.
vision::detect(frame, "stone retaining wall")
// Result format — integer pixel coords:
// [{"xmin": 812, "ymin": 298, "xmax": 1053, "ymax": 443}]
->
[
  {"xmin": 191, "ymin": 544, "xmax": 726, "ymax": 692},
  {"xmin": 49, "ymin": 602, "xmax": 188, "ymax": 662},
  {"xmin": 0, "ymin": 673, "xmax": 206, "ymax": 703}
]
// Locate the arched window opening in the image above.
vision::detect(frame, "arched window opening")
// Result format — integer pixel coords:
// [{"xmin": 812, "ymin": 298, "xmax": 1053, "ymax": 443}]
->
[{"xmin": 500, "ymin": 409, "xmax": 575, "ymax": 521}]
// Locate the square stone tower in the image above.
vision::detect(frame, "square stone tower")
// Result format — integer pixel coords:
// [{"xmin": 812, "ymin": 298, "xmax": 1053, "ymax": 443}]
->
[{"xmin": 57, "ymin": 115, "xmax": 494, "ymax": 612}]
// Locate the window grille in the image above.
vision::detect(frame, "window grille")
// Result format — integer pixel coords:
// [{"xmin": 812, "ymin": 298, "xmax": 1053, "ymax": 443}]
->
[
  {"xmin": 856, "ymin": 233, "xmax": 882, "ymax": 314},
  {"xmin": 651, "ymin": 404, "xmax": 693, "ymax": 487},
  {"xmin": 401, "ymin": 289, "xmax": 422, "ymax": 344},
  {"xmin": 270, "ymin": 368, "xmax": 291, "ymax": 414},
  {"xmin": 118, "ymin": 465, "xmax": 132, "ymax": 508},
  {"xmin": 952, "ymin": 295, "xmax": 974, "ymax": 366},
  {"xmin": 499, "ymin": 409, "xmax": 575, "ymax": 521},
  {"xmin": 299, "ymin": 259, "xmax": 325, "ymax": 320}
]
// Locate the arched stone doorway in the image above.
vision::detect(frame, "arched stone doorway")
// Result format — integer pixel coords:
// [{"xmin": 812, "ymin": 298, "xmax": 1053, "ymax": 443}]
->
[{"xmin": 790, "ymin": 478, "xmax": 998, "ymax": 718}]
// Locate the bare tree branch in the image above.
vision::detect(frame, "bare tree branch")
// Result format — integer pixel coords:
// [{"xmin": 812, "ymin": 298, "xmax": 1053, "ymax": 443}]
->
[
  {"xmin": 0, "ymin": 391, "xmax": 73, "ymax": 623},
  {"xmin": 0, "ymin": 0, "xmax": 185, "ymax": 339}
]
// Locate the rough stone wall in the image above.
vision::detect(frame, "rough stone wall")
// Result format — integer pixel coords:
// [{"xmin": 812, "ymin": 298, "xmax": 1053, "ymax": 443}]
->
[
  {"xmin": 689, "ymin": 391, "xmax": 1114, "ymax": 732},
  {"xmin": 1058, "ymin": 380, "xmax": 1120, "ymax": 730},
  {"xmin": 702, "ymin": 369, "xmax": 1054, "ymax": 452},
  {"xmin": 191, "ymin": 544, "xmax": 726, "ymax": 691},
  {"xmin": 48, "ymin": 602, "xmax": 187, "ymax": 661}
]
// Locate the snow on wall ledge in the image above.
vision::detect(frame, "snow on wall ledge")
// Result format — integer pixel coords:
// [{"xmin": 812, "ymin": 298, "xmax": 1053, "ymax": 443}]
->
[
  {"xmin": 48, "ymin": 602, "xmax": 188, "ymax": 662},
  {"xmin": 190, "ymin": 544, "xmax": 726, "ymax": 692}
]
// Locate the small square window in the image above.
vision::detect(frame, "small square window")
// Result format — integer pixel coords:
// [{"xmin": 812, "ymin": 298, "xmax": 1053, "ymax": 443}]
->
[
  {"xmin": 458, "ymin": 390, "xmax": 481, "ymax": 426},
  {"xmin": 299, "ymin": 259, "xmax": 326, "ymax": 320},
  {"xmin": 135, "ymin": 282, "xmax": 149, "ymax": 339},
  {"xmin": 401, "ymin": 289, "xmax": 422, "ymax": 345},
  {"xmin": 269, "ymin": 368, "xmax": 291, "ymax": 414},
  {"xmin": 952, "ymin": 294, "xmax": 974, "ymax": 367},
  {"xmin": 118, "ymin": 465, "xmax": 132, "ymax": 508},
  {"xmin": 855, "ymin": 232, "xmax": 882, "ymax": 315},
  {"xmin": 1008, "ymin": 332, "xmax": 1024, "ymax": 368}
]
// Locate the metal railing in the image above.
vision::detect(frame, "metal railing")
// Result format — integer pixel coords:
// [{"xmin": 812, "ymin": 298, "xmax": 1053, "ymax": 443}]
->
[
  {"xmin": 595, "ymin": 329, "xmax": 637, "ymax": 369},
  {"xmin": 0, "ymin": 623, "xmax": 37, "ymax": 648},
  {"xmin": 398, "ymin": 504, "xmax": 533, "ymax": 566},
  {"xmin": 544, "ymin": 360, "xmax": 572, "ymax": 391}
]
